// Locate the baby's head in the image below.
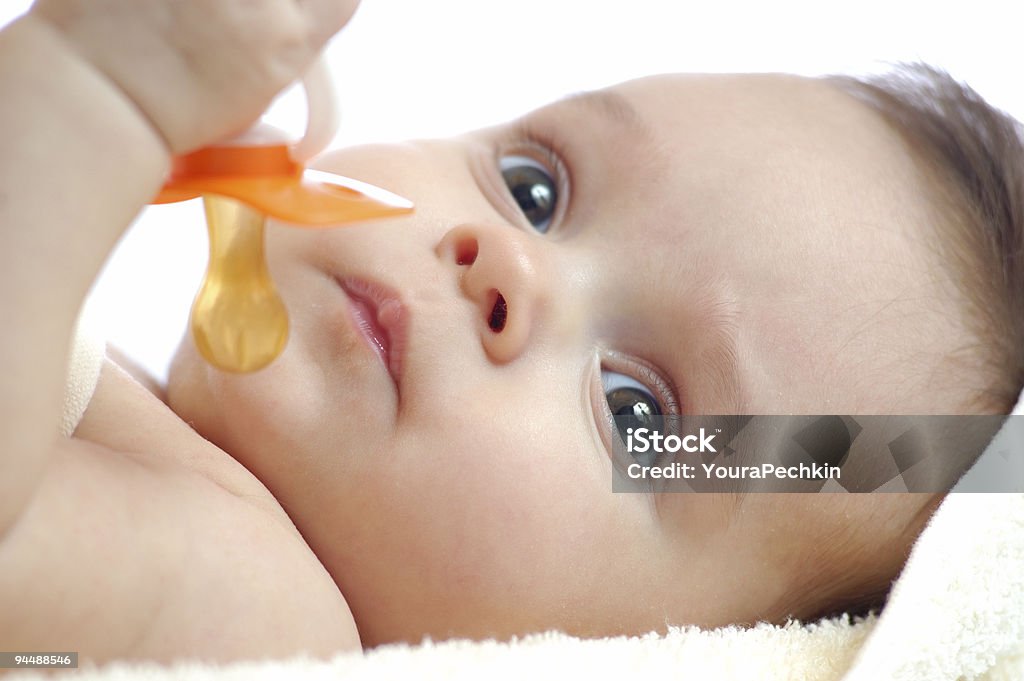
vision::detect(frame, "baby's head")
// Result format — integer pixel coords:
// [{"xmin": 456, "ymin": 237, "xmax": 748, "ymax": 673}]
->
[{"xmin": 167, "ymin": 65, "xmax": 1024, "ymax": 645}]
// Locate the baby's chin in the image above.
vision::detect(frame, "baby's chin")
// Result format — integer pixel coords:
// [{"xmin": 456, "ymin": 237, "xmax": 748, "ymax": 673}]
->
[
  {"xmin": 165, "ymin": 340, "xmax": 239, "ymax": 440},
  {"xmin": 165, "ymin": 336, "xmax": 220, "ymax": 439},
  {"xmin": 164, "ymin": 330, "xmax": 346, "ymax": 472},
  {"xmin": 164, "ymin": 337, "xmax": 283, "ymax": 488}
]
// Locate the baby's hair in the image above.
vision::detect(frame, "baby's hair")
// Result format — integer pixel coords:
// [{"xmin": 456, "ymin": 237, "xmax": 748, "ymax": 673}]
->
[
  {"xmin": 828, "ymin": 63, "xmax": 1024, "ymax": 415},
  {"xmin": 770, "ymin": 65, "xmax": 1024, "ymax": 623}
]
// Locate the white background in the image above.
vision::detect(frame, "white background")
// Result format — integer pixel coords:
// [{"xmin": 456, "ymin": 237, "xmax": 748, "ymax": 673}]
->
[{"xmin": 2, "ymin": 0, "xmax": 1021, "ymax": 380}]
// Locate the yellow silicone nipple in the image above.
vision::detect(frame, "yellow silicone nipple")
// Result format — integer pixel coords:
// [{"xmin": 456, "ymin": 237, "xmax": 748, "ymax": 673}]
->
[{"xmin": 190, "ymin": 195, "xmax": 288, "ymax": 372}]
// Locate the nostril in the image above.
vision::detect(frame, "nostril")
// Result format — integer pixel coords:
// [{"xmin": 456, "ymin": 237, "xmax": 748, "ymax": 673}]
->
[
  {"xmin": 456, "ymin": 239, "xmax": 478, "ymax": 266},
  {"xmin": 488, "ymin": 291, "xmax": 507, "ymax": 333}
]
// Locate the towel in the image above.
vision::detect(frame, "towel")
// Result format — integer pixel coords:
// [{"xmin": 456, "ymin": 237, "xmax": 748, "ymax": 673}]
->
[
  {"xmin": 58, "ymin": 298, "xmax": 105, "ymax": 437},
  {"xmin": 842, "ymin": 493, "xmax": 1024, "ymax": 680}
]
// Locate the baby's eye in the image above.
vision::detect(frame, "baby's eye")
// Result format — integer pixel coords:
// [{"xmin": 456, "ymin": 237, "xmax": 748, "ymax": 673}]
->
[
  {"xmin": 499, "ymin": 155, "xmax": 558, "ymax": 233},
  {"xmin": 602, "ymin": 369, "xmax": 664, "ymax": 452}
]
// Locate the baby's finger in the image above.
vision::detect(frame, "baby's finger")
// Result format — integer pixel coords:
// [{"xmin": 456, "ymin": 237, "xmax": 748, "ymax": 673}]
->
[{"xmin": 300, "ymin": 0, "xmax": 361, "ymax": 47}]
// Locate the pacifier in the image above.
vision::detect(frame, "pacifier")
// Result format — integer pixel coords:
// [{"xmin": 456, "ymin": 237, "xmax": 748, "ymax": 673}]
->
[{"xmin": 152, "ymin": 57, "xmax": 412, "ymax": 373}]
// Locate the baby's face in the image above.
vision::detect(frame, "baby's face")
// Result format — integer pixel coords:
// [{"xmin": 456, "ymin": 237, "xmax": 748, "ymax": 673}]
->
[{"xmin": 168, "ymin": 74, "xmax": 966, "ymax": 644}]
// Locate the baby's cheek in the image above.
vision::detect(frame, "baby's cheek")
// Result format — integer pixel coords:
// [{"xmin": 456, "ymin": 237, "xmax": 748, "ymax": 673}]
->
[{"xmin": 766, "ymin": 494, "xmax": 937, "ymax": 620}]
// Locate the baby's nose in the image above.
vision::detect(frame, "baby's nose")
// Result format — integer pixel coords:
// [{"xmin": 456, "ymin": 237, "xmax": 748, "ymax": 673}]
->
[{"xmin": 435, "ymin": 224, "xmax": 545, "ymax": 364}]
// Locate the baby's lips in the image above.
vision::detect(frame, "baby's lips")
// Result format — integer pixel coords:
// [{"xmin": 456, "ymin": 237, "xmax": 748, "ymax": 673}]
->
[{"xmin": 152, "ymin": 143, "xmax": 413, "ymax": 225}]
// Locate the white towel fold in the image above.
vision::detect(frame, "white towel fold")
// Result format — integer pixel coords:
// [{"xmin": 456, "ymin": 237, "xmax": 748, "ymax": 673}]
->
[{"xmin": 841, "ymin": 493, "xmax": 1024, "ymax": 680}]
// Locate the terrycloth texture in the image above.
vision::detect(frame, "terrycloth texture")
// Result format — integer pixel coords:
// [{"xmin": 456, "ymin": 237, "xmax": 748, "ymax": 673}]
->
[
  {"xmin": 10, "ymin": 618, "xmax": 877, "ymax": 681},
  {"xmin": 10, "ymin": 492, "xmax": 1023, "ymax": 681},
  {"xmin": 59, "ymin": 299, "xmax": 105, "ymax": 437},
  {"xmin": 841, "ymin": 494, "xmax": 1024, "ymax": 680}
]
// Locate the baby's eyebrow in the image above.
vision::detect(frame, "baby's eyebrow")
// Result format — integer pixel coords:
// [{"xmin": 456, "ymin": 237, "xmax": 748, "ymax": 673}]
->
[{"xmin": 554, "ymin": 90, "xmax": 653, "ymax": 143}]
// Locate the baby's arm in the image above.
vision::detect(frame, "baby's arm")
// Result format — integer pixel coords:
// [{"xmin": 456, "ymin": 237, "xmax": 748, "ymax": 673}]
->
[
  {"xmin": 0, "ymin": 14, "xmax": 167, "ymax": 536},
  {"xmin": 0, "ymin": 0, "xmax": 356, "ymax": 536}
]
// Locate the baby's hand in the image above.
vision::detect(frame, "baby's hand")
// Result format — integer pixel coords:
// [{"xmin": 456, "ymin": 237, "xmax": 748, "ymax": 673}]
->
[{"xmin": 29, "ymin": 0, "xmax": 359, "ymax": 154}]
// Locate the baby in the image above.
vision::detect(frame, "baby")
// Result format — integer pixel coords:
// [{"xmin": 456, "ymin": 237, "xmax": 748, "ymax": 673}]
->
[{"xmin": 2, "ymin": 0, "xmax": 1021, "ymax": 666}]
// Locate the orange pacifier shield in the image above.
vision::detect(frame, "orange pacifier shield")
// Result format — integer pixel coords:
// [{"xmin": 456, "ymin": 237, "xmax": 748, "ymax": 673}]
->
[{"xmin": 154, "ymin": 143, "xmax": 412, "ymax": 226}]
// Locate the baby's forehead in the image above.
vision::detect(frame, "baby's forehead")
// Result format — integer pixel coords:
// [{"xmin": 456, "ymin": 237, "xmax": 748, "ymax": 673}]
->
[
  {"xmin": 507, "ymin": 71, "xmax": 916, "ymax": 216},
  {"xmin": 601, "ymin": 72, "xmax": 891, "ymax": 150},
  {"xmin": 466, "ymin": 72, "xmax": 888, "ymax": 175}
]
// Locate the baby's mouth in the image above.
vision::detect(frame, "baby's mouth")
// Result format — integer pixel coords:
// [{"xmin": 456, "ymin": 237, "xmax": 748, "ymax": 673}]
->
[{"xmin": 335, "ymin": 277, "xmax": 407, "ymax": 390}]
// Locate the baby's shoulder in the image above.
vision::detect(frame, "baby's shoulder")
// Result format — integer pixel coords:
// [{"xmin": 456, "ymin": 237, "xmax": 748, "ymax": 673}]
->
[
  {"xmin": 76, "ymin": 357, "xmax": 280, "ymax": 510},
  {"xmin": 0, "ymin": 359, "xmax": 359, "ymax": 663}
]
